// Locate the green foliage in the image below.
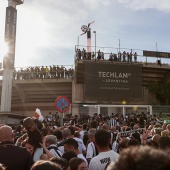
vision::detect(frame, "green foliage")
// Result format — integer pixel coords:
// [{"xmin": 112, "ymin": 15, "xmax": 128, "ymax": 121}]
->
[{"xmin": 147, "ymin": 82, "xmax": 170, "ymax": 105}]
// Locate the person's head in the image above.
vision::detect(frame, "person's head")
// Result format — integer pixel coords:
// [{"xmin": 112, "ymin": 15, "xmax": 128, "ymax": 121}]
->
[
  {"xmin": 50, "ymin": 157, "xmax": 70, "ymax": 170},
  {"xmin": 74, "ymin": 131, "xmax": 81, "ymax": 138},
  {"xmin": 64, "ymin": 138, "xmax": 78, "ymax": 153},
  {"xmin": 154, "ymin": 128, "xmax": 163, "ymax": 136},
  {"xmin": 146, "ymin": 140, "xmax": 159, "ymax": 149},
  {"xmin": 62, "ymin": 128, "xmax": 71, "ymax": 139},
  {"xmin": 68, "ymin": 126, "xmax": 75, "ymax": 136},
  {"xmin": 30, "ymin": 160, "xmax": 61, "ymax": 170},
  {"xmin": 126, "ymin": 138, "xmax": 140, "ymax": 148},
  {"xmin": 69, "ymin": 158, "xmax": 87, "ymax": 170},
  {"xmin": 118, "ymin": 138, "xmax": 129, "ymax": 154},
  {"xmin": 166, "ymin": 124, "xmax": 170, "ymax": 131},
  {"xmin": 45, "ymin": 135, "xmax": 57, "ymax": 147},
  {"xmin": 23, "ymin": 117, "xmax": 36, "ymax": 131},
  {"xmin": 152, "ymin": 134, "xmax": 161, "ymax": 144},
  {"xmin": 106, "ymin": 146, "xmax": 170, "ymax": 170},
  {"xmin": 161, "ymin": 130, "xmax": 170, "ymax": 137},
  {"xmin": 22, "ymin": 138, "xmax": 35, "ymax": 155},
  {"xmin": 82, "ymin": 124, "xmax": 87, "ymax": 130},
  {"xmin": 90, "ymin": 120, "xmax": 98, "ymax": 129},
  {"xmin": 88, "ymin": 128, "xmax": 96, "ymax": 142},
  {"xmin": 102, "ymin": 124, "xmax": 109, "ymax": 131},
  {"xmin": 133, "ymin": 124, "xmax": 139, "ymax": 130},
  {"xmin": 0, "ymin": 125, "xmax": 13, "ymax": 142},
  {"xmin": 53, "ymin": 130, "xmax": 63, "ymax": 141},
  {"xmin": 131, "ymin": 132, "xmax": 141, "ymax": 144},
  {"xmin": 62, "ymin": 151, "xmax": 77, "ymax": 162},
  {"xmin": 94, "ymin": 129, "xmax": 110, "ymax": 149},
  {"xmin": 158, "ymin": 136, "xmax": 170, "ymax": 150}
]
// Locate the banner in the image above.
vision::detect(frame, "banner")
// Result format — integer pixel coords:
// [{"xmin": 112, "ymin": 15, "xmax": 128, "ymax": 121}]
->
[
  {"xmin": 143, "ymin": 50, "xmax": 170, "ymax": 58},
  {"xmin": 120, "ymin": 128, "xmax": 143, "ymax": 137},
  {"xmin": 84, "ymin": 63, "xmax": 143, "ymax": 99}
]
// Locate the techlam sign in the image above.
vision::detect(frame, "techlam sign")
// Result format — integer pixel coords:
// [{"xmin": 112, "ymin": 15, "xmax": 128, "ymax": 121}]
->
[{"xmin": 84, "ymin": 63, "xmax": 143, "ymax": 99}]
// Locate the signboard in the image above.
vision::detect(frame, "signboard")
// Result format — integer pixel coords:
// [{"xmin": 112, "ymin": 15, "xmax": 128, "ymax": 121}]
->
[
  {"xmin": 3, "ymin": 6, "xmax": 17, "ymax": 69},
  {"xmin": 84, "ymin": 63, "xmax": 143, "ymax": 99},
  {"xmin": 54, "ymin": 96, "xmax": 70, "ymax": 113},
  {"xmin": 143, "ymin": 50, "xmax": 170, "ymax": 58}
]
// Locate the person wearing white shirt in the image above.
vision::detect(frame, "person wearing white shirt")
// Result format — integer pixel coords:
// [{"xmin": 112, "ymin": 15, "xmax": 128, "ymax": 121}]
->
[
  {"xmin": 86, "ymin": 128, "xmax": 97, "ymax": 164},
  {"xmin": 64, "ymin": 138, "xmax": 88, "ymax": 166},
  {"xmin": 44, "ymin": 135, "xmax": 62, "ymax": 157},
  {"xmin": 89, "ymin": 129, "xmax": 119, "ymax": 170}
]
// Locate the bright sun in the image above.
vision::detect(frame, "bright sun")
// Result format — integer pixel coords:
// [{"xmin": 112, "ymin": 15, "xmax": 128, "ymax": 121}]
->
[{"xmin": 0, "ymin": 41, "xmax": 9, "ymax": 57}]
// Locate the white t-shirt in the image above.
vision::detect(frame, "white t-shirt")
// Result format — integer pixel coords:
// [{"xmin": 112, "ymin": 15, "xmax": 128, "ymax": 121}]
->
[
  {"xmin": 89, "ymin": 150, "xmax": 119, "ymax": 170},
  {"xmin": 57, "ymin": 141, "xmax": 64, "ymax": 154},
  {"xmin": 77, "ymin": 153, "xmax": 88, "ymax": 166},
  {"xmin": 80, "ymin": 130, "xmax": 87, "ymax": 140},
  {"xmin": 33, "ymin": 147, "xmax": 43, "ymax": 162},
  {"xmin": 73, "ymin": 137, "xmax": 86, "ymax": 153},
  {"xmin": 86, "ymin": 142, "xmax": 97, "ymax": 159}
]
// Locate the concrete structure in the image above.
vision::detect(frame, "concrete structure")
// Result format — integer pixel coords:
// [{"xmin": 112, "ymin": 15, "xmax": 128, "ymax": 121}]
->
[
  {"xmin": 0, "ymin": 61, "xmax": 169, "ymax": 123},
  {"xmin": 1, "ymin": 0, "xmax": 24, "ymax": 112}
]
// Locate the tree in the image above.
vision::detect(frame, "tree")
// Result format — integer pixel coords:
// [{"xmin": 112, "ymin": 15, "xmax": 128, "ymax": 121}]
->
[{"xmin": 146, "ymin": 82, "xmax": 170, "ymax": 105}]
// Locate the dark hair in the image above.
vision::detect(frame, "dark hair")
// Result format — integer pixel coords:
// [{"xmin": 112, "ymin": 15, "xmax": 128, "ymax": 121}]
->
[
  {"xmin": 82, "ymin": 123, "xmax": 87, "ymax": 130},
  {"xmin": 131, "ymin": 132, "xmax": 141, "ymax": 144},
  {"xmin": 30, "ymin": 160, "xmax": 61, "ymax": 170},
  {"xmin": 126, "ymin": 138, "xmax": 140, "ymax": 148},
  {"xmin": 90, "ymin": 120, "xmax": 98, "ymax": 129},
  {"xmin": 68, "ymin": 126, "xmax": 75, "ymax": 135},
  {"xmin": 50, "ymin": 157, "xmax": 69, "ymax": 170},
  {"xmin": 53, "ymin": 130, "xmax": 63, "ymax": 140},
  {"xmin": 64, "ymin": 138, "xmax": 78, "ymax": 149},
  {"xmin": 106, "ymin": 146, "xmax": 170, "ymax": 170},
  {"xmin": 118, "ymin": 138, "xmax": 129, "ymax": 151},
  {"xmin": 74, "ymin": 131, "xmax": 80, "ymax": 138},
  {"xmin": 146, "ymin": 140, "xmax": 159, "ymax": 149},
  {"xmin": 69, "ymin": 158, "xmax": 85, "ymax": 170},
  {"xmin": 95, "ymin": 129, "xmax": 110, "ymax": 148},
  {"xmin": 158, "ymin": 137, "xmax": 170, "ymax": 150},
  {"xmin": 62, "ymin": 151, "xmax": 77, "ymax": 162}
]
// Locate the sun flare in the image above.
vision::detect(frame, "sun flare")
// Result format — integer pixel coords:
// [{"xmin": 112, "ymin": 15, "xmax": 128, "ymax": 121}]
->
[{"xmin": 0, "ymin": 42, "xmax": 9, "ymax": 57}]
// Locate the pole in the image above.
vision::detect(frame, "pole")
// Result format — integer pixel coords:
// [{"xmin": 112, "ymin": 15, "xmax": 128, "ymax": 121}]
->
[
  {"xmin": 1, "ymin": 0, "xmax": 23, "ymax": 112},
  {"xmin": 77, "ymin": 36, "xmax": 79, "ymax": 49},
  {"xmin": 93, "ymin": 31, "xmax": 96, "ymax": 61}
]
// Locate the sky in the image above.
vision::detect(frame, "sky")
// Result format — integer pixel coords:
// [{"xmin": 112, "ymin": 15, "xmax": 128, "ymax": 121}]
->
[{"xmin": 0, "ymin": 0, "xmax": 170, "ymax": 69}]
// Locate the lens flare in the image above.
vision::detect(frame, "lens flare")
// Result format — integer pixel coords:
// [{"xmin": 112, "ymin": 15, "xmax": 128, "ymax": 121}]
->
[{"xmin": 0, "ymin": 42, "xmax": 9, "ymax": 57}]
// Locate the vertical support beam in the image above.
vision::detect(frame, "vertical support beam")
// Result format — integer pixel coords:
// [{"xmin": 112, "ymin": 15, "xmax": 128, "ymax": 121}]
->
[
  {"xmin": 1, "ymin": 69, "xmax": 13, "ymax": 111},
  {"xmin": 123, "ymin": 107, "xmax": 125, "ymax": 118},
  {"xmin": 1, "ymin": 0, "xmax": 23, "ymax": 112}
]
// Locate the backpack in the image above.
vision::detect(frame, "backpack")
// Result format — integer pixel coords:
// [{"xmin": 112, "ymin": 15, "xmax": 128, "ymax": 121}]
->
[{"xmin": 44, "ymin": 146, "xmax": 61, "ymax": 157}]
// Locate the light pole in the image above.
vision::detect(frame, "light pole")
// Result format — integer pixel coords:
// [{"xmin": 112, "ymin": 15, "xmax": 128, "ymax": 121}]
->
[
  {"xmin": 77, "ymin": 36, "xmax": 79, "ymax": 49},
  {"xmin": 93, "ymin": 31, "xmax": 96, "ymax": 61},
  {"xmin": 1, "ymin": 0, "xmax": 24, "ymax": 112}
]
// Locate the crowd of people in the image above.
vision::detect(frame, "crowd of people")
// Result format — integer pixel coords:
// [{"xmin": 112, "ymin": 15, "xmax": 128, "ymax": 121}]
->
[
  {"xmin": 12, "ymin": 65, "xmax": 74, "ymax": 80},
  {"xmin": 76, "ymin": 48, "xmax": 138, "ymax": 63},
  {"xmin": 0, "ymin": 111, "xmax": 170, "ymax": 170}
]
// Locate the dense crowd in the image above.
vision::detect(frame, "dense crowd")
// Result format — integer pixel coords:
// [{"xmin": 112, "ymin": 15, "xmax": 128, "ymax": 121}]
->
[
  {"xmin": 0, "ymin": 111, "xmax": 170, "ymax": 170},
  {"xmin": 76, "ymin": 48, "xmax": 138, "ymax": 62},
  {"xmin": 13, "ymin": 65, "xmax": 74, "ymax": 80}
]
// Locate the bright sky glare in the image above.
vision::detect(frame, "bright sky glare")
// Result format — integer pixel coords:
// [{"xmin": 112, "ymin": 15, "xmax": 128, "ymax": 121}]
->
[{"xmin": 0, "ymin": 0, "xmax": 170, "ymax": 68}]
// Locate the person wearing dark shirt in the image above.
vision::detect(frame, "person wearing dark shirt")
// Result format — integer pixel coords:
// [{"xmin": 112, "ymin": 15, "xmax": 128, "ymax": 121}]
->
[{"xmin": 0, "ymin": 125, "xmax": 34, "ymax": 170}]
